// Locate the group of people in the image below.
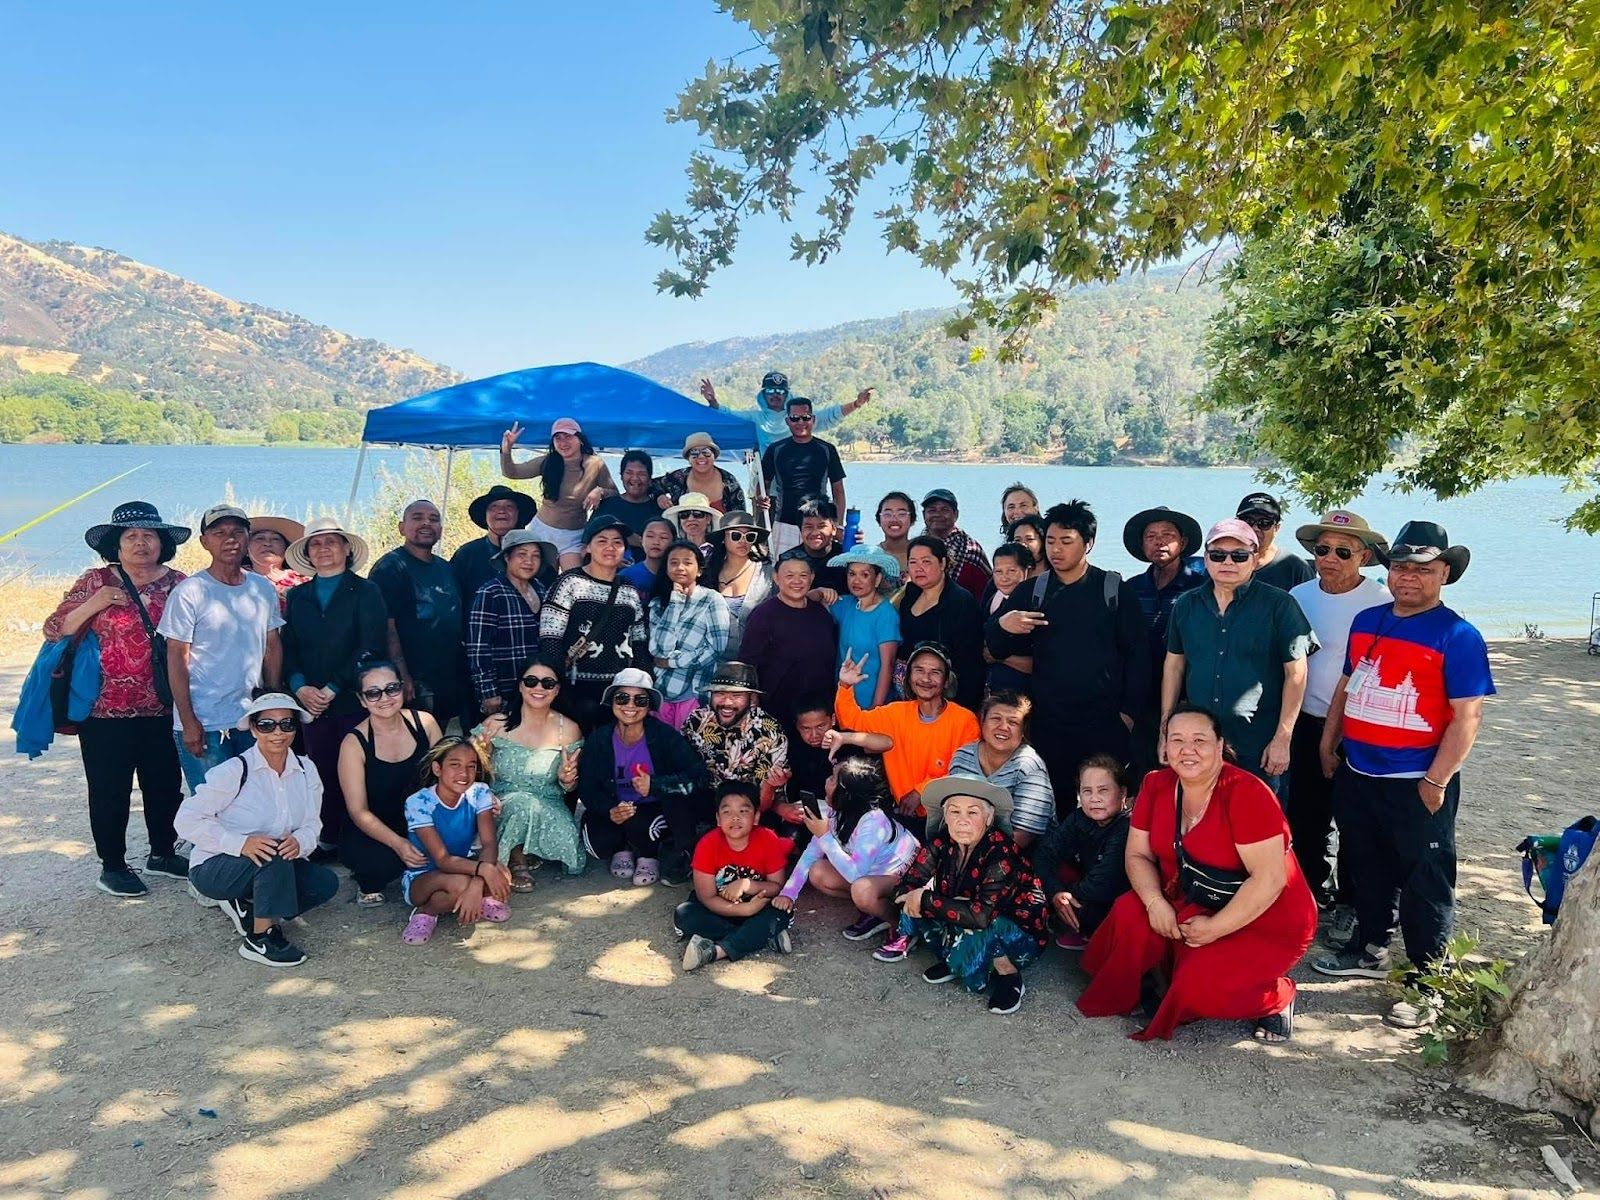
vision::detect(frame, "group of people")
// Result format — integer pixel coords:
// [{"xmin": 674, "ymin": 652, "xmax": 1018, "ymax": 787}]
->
[{"xmin": 37, "ymin": 367, "xmax": 1494, "ymax": 1037}]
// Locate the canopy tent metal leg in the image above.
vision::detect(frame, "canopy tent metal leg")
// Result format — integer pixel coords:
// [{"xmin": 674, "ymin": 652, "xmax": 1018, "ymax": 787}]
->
[
  {"xmin": 745, "ymin": 450, "xmax": 770, "ymax": 530},
  {"xmin": 344, "ymin": 443, "xmax": 369, "ymax": 526},
  {"xmin": 440, "ymin": 447, "xmax": 457, "ymax": 519}
]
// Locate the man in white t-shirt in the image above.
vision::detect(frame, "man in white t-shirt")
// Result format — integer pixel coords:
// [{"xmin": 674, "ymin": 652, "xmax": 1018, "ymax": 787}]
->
[
  {"xmin": 1288, "ymin": 510, "xmax": 1391, "ymax": 940},
  {"xmin": 158, "ymin": 504, "xmax": 284, "ymax": 791}
]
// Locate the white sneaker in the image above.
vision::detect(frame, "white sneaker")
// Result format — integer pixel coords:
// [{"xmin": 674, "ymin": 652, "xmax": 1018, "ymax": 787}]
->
[{"xmin": 1387, "ymin": 996, "xmax": 1440, "ymax": 1029}]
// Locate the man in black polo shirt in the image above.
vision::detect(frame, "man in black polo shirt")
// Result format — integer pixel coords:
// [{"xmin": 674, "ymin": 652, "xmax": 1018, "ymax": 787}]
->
[
  {"xmin": 986, "ymin": 499, "xmax": 1148, "ymax": 808},
  {"xmin": 760, "ymin": 396, "xmax": 846, "ymax": 557}
]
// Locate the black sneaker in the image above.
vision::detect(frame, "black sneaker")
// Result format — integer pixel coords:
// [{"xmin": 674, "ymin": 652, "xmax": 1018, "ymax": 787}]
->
[
  {"xmin": 144, "ymin": 852, "xmax": 190, "ymax": 879},
  {"xmin": 97, "ymin": 865, "xmax": 148, "ymax": 897},
  {"xmin": 308, "ymin": 843, "xmax": 339, "ymax": 864},
  {"xmin": 921, "ymin": 960, "xmax": 956, "ymax": 985},
  {"xmin": 1311, "ymin": 944, "xmax": 1391, "ymax": 979},
  {"xmin": 659, "ymin": 853, "xmax": 692, "ymax": 887},
  {"xmin": 218, "ymin": 897, "xmax": 253, "ymax": 939},
  {"xmin": 238, "ymin": 926, "xmax": 306, "ymax": 968},
  {"xmin": 771, "ymin": 926, "xmax": 794, "ymax": 955},
  {"xmin": 987, "ymin": 972, "xmax": 1026, "ymax": 1015}
]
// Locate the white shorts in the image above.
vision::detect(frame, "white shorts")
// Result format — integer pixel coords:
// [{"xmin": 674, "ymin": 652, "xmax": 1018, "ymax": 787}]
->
[{"xmin": 529, "ymin": 516, "xmax": 584, "ymax": 558}]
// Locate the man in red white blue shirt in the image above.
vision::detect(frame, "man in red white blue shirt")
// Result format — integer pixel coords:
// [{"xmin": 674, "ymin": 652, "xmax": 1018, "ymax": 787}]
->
[{"xmin": 1311, "ymin": 521, "xmax": 1494, "ymax": 1031}]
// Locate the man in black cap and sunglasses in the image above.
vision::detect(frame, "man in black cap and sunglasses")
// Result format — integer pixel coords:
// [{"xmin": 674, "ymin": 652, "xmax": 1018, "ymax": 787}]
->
[
  {"xmin": 1286, "ymin": 510, "xmax": 1392, "ymax": 937},
  {"xmin": 1236, "ymin": 492, "xmax": 1313, "ymax": 592},
  {"xmin": 699, "ymin": 371, "xmax": 874, "ymax": 450},
  {"xmin": 1162, "ymin": 518, "xmax": 1316, "ymax": 793}
]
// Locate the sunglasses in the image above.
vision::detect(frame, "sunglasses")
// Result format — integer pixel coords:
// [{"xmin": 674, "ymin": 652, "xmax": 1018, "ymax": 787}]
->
[
  {"xmin": 359, "ymin": 681, "xmax": 404, "ymax": 701},
  {"xmin": 1207, "ymin": 549, "xmax": 1254, "ymax": 563},
  {"xmin": 687, "ymin": 448, "xmax": 716, "ymax": 459},
  {"xmin": 520, "ymin": 674, "xmax": 560, "ymax": 690},
  {"xmin": 785, "ymin": 414, "xmax": 815, "ymax": 424},
  {"xmin": 1241, "ymin": 515, "xmax": 1278, "ymax": 530},
  {"xmin": 612, "ymin": 692, "xmax": 652, "ymax": 707},
  {"xmin": 725, "ymin": 529, "xmax": 759, "ymax": 543},
  {"xmin": 1313, "ymin": 543, "xmax": 1357, "ymax": 560},
  {"xmin": 251, "ymin": 717, "xmax": 299, "ymax": 733}
]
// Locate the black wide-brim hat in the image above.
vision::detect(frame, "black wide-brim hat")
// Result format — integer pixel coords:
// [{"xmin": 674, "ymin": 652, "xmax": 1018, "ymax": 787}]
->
[
  {"xmin": 1123, "ymin": 507, "xmax": 1204, "ymax": 562},
  {"xmin": 1387, "ymin": 520, "xmax": 1470, "ymax": 584},
  {"xmin": 84, "ymin": 501, "xmax": 192, "ymax": 563},
  {"xmin": 706, "ymin": 660, "xmax": 761, "ymax": 694},
  {"xmin": 469, "ymin": 485, "xmax": 536, "ymax": 530}
]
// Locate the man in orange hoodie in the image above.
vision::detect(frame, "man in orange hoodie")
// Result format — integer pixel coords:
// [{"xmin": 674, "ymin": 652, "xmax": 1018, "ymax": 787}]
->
[{"xmin": 831, "ymin": 643, "xmax": 979, "ymax": 823}]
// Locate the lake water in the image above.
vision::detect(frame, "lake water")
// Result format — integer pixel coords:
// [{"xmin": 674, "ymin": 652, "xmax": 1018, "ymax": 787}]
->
[{"xmin": 0, "ymin": 444, "xmax": 1594, "ymax": 636}]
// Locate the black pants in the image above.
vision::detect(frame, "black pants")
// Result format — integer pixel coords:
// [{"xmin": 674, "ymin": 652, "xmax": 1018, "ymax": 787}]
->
[
  {"xmin": 78, "ymin": 715, "xmax": 184, "ymax": 869},
  {"xmin": 339, "ymin": 823, "xmax": 408, "ymax": 894},
  {"xmin": 1287, "ymin": 713, "xmax": 1350, "ymax": 905},
  {"xmin": 674, "ymin": 896, "xmax": 790, "ymax": 961},
  {"xmin": 1333, "ymin": 765, "xmax": 1459, "ymax": 968},
  {"xmin": 1033, "ymin": 711, "xmax": 1131, "ymax": 818},
  {"xmin": 583, "ymin": 805, "xmax": 666, "ymax": 858},
  {"xmin": 189, "ymin": 852, "xmax": 340, "ymax": 921}
]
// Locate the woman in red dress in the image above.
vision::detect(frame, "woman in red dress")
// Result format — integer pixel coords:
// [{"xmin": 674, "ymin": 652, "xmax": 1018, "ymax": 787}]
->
[{"xmin": 1077, "ymin": 704, "xmax": 1317, "ymax": 1042}]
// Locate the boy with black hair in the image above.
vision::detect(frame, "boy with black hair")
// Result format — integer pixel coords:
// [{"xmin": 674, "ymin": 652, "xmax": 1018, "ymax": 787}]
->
[{"xmin": 677, "ymin": 781, "xmax": 795, "ymax": 970}]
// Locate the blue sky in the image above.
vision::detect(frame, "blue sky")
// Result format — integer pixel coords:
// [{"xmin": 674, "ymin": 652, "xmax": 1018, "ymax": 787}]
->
[{"xmin": 3, "ymin": 3, "xmax": 961, "ymax": 377}]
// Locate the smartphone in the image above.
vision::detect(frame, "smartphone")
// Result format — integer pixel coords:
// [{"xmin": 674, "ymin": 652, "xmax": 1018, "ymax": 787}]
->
[{"xmin": 798, "ymin": 790, "xmax": 822, "ymax": 820}]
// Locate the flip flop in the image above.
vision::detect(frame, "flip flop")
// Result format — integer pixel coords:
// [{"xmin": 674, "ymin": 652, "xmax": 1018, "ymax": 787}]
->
[
  {"xmin": 632, "ymin": 857, "xmax": 660, "ymax": 886},
  {"xmin": 402, "ymin": 910, "xmax": 438, "ymax": 945},
  {"xmin": 480, "ymin": 898, "xmax": 511, "ymax": 923},
  {"xmin": 510, "ymin": 866, "xmax": 536, "ymax": 893},
  {"xmin": 610, "ymin": 852, "xmax": 636, "ymax": 880},
  {"xmin": 356, "ymin": 891, "xmax": 387, "ymax": 907}
]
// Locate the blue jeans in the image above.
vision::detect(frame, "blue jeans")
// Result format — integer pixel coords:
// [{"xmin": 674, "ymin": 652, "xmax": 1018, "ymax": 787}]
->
[{"xmin": 175, "ymin": 728, "xmax": 253, "ymax": 793}]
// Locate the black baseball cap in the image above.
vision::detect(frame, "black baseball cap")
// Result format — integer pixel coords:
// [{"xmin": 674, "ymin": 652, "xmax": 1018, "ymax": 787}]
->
[
  {"xmin": 1236, "ymin": 492, "xmax": 1282, "ymax": 521},
  {"xmin": 761, "ymin": 370, "xmax": 790, "ymax": 393}
]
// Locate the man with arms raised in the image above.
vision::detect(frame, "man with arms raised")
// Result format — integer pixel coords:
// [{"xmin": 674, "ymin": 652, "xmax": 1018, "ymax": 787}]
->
[
  {"xmin": 1287, "ymin": 510, "xmax": 1392, "ymax": 943},
  {"xmin": 700, "ymin": 370, "xmax": 874, "ymax": 450},
  {"xmin": 159, "ymin": 505, "xmax": 284, "ymax": 791},
  {"xmin": 1312, "ymin": 522, "xmax": 1493, "ymax": 1031}
]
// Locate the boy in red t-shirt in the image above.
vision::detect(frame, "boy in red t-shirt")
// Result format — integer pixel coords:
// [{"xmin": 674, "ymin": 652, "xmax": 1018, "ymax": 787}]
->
[{"xmin": 678, "ymin": 782, "xmax": 794, "ymax": 970}]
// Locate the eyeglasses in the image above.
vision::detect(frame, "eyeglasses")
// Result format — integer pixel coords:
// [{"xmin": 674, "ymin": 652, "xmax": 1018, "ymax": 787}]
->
[
  {"xmin": 1313, "ymin": 543, "xmax": 1356, "ymax": 560},
  {"xmin": 1241, "ymin": 515, "xmax": 1278, "ymax": 530},
  {"xmin": 785, "ymin": 414, "xmax": 814, "ymax": 424},
  {"xmin": 879, "ymin": 509, "xmax": 912, "ymax": 519},
  {"xmin": 251, "ymin": 717, "xmax": 299, "ymax": 733},
  {"xmin": 612, "ymin": 692, "xmax": 652, "ymax": 707},
  {"xmin": 520, "ymin": 674, "xmax": 560, "ymax": 690},
  {"xmin": 359, "ymin": 681, "xmax": 404, "ymax": 701},
  {"xmin": 1207, "ymin": 549, "xmax": 1254, "ymax": 563},
  {"xmin": 725, "ymin": 529, "xmax": 758, "ymax": 543}
]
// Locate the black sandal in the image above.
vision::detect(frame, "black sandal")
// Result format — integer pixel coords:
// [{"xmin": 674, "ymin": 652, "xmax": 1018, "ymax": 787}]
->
[{"xmin": 1253, "ymin": 999, "xmax": 1295, "ymax": 1043}]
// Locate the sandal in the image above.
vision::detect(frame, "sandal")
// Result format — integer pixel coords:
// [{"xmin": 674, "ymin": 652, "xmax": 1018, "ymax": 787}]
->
[
  {"xmin": 510, "ymin": 866, "xmax": 536, "ymax": 893},
  {"xmin": 1253, "ymin": 998, "xmax": 1295, "ymax": 1044},
  {"xmin": 356, "ymin": 891, "xmax": 386, "ymax": 907},
  {"xmin": 632, "ymin": 857, "xmax": 660, "ymax": 887},
  {"xmin": 480, "ymin": 898, "xmax": 511, "ymax": 923},
  {"xmin": 609, "ymin": 852, "xmax": 636, "ymax": 880},
  {"xmin": 402, "ymin": 910, "xmax": 438, "ymax": 945}
]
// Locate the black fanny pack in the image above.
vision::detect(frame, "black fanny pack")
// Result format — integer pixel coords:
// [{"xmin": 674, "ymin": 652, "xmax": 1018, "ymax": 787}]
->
[{"xmin": 1175, "ymin": 789, "xmax": 1249, "ymax": 912}]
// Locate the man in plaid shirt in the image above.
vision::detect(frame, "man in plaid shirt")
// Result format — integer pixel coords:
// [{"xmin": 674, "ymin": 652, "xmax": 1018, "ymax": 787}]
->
[{"xmin": 921, "ymin": 488, "xmax": 992, "ymax": 602}]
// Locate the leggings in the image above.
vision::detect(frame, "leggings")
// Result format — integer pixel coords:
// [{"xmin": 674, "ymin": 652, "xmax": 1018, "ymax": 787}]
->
[{"xmin": 582, "ymin": 805, "xmax": 666, "ymax": 859}]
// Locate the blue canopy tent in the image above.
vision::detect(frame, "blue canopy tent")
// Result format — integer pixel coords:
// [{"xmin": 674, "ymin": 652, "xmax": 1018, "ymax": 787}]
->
[{"xmin": 350, "ymin": 361, "xmax": 762, "ymax": 519}]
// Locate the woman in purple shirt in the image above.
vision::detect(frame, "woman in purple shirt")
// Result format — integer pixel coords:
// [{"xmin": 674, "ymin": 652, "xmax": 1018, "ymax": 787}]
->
[{"xmin": 740, "ymin": 551, "xmax": 838, "ymax": 732}]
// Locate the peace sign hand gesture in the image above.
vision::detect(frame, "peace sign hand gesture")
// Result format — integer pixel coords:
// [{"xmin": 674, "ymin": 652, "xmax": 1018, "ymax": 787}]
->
[
  {"xmin": 501, "ymin": 422, "xmax": 524, "ymax": 454},
  {"xmin": 837, "ymin": 650, "xmax": 869, "ymax": 690},
  {"xmin": 558, "ymin": 746, "xmax": 580, "ymax": 789}
]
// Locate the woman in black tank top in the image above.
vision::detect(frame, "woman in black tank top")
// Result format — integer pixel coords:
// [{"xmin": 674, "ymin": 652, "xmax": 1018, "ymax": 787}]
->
[{"xmin": 337, "ymin": 661, "xmax": 444, "ymax": 904}]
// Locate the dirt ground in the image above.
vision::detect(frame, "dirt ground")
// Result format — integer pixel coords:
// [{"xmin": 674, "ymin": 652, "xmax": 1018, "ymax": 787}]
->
[{"xmin": 2, "ymin": 638, "xmax": 1598, "ymax": 1200}]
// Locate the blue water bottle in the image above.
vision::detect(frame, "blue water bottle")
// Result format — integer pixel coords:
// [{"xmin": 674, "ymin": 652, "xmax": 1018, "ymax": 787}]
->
[{"xmin": 843, "ymin": 507, "xmax": 861, "ymax": 549}]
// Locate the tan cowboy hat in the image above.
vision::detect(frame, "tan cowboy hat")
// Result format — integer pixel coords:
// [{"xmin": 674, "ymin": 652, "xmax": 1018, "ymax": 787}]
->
[
  {"xmin": 246, "ymin": 515, "xmax": 305, "ymax": 546},
  {"xmin": 1294, "ymin": 509, "xmax": 1390, "ymax": 565},
  {"xmin": 922, "ymin": 774, "xmax": 1015, "ymax": 840},
  {"xmin": 681, "ymin": 431, "xmax": 721, "ymax": 459},
  {"xmin": 286, "ymin": 516, "xmax": 371, "ymax": 574},
  {"xmin": 662, "ymin": 492, "xmax": 715, "ymax": 532}
]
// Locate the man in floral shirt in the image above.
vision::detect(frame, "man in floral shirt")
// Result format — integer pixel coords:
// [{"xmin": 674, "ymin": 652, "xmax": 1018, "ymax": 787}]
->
[{"xmin": 678, "ymin": 661, "xmax": 791, "ymax": 884}]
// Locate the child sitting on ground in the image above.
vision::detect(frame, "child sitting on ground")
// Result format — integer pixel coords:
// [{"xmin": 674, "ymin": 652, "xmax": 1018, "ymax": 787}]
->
[
  {"xmin": 1031, "ymin": 753, "xmax": 1132, "ymax": 950},
  {"xmin": 677, "ymin": 781, "xmax": 794, "ymax": 971},
  {"xmin": 401, "ymin": 737, "xmax": 513, "ymax": 944},
  {"xmin": 982, "ymin": 542, "xmax": 1035, "ymax": 694}
]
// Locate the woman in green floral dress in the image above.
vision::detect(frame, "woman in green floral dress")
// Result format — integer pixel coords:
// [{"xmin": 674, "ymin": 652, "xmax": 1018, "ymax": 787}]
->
[{"xmin": 472, "ymin": 653, "xmax": 585, "ymax": 890}]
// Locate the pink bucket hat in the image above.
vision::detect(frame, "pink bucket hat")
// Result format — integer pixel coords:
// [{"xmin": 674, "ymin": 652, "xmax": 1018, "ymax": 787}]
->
[{"xmin": 1204, "ymin": 518, "xmax": 1260, "ymax": 550}]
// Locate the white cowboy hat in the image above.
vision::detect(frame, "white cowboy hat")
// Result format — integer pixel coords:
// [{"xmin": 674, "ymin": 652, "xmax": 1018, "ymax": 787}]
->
[{"xmin": 286, "ymin": 516, "xmax": 371, "ymax": 574}]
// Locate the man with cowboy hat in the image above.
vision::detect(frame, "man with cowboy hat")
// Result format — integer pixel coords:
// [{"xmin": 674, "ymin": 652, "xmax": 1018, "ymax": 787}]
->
[
  {"xmin": 157, "ymin": 504, "xmax": 285, "ymax": 791},
  {"xmin": 1123, "ymin": 505, "xmax": 1206, "ymax": 776},
  {"xmin": 1285, "ymin": 510, "xmax": 1392, "ymax": 935},
  {"xmin": 1312, "ymin": 521, "xmax": 1494, "ymax": 1031},
  {"xmin": 699, "ymin": 370, "xmax": 875, "ymax": 450},
  {"xmin": 450, "ymin": 484, "xmax": 536, "ymax": 607},
  {"xmin": 680, "ymin": 662, "xmax": 793, "ymax": 877}
]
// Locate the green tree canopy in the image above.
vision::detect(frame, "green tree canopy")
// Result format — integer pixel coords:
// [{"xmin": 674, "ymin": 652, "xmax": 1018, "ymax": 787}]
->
[{"xmin": 652, "ymin": 0, "xmax": 1600, "ymax": 524}]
